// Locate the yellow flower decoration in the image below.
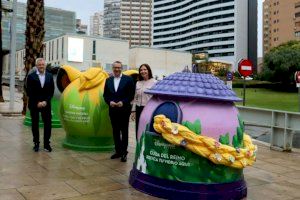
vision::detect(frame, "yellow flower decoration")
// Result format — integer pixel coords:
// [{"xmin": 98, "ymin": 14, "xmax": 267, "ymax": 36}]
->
[{"xmin": 153, "ymin": 115, "xmax": 257, "ymax": 169}]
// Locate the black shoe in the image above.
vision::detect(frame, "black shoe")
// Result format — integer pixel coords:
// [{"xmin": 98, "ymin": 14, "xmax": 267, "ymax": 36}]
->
[
  {"xmin": 110, "ymin": 153, "xmax": 121, "ymax": 159},
  {"xmin": 44, "ymin": 145, "xmax": 52, "ymax": 152},
  {"xmin": 33, "ymin": 143, "xmax": 39, "ymax": 152},
  {"xmin": 121, "ymin": 154, "xmax": 127, "ymax": 162}
]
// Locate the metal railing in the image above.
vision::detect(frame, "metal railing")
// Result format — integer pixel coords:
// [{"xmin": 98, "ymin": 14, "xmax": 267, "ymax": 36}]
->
[{"xmin": 237, "ymin": 106, "xmax": 300, "ymax": 151}]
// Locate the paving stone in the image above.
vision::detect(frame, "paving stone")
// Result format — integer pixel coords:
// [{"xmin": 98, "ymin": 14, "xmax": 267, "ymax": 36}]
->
[{"xmin": 0, "ymin": 107, "xmax": 299, "ymax": 199}]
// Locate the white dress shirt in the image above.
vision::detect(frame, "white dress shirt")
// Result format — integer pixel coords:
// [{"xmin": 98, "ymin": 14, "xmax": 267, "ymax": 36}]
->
[
  {"xmin": 36, "ymin": 70, "xmax": 46, "ymax": 88},
  {"xmin": 113, "ymin": 73, "xmax": 122, "ymax": 92}
]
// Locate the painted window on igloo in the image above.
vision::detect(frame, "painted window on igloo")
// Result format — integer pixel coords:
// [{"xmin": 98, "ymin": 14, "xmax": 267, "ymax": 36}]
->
[{"xmin": 149, "ymin": 101, "xmax": 182, "ymax": 133}]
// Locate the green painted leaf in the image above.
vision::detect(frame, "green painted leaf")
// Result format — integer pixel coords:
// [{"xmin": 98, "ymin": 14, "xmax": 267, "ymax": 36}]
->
[
  {"xmin": 237, "ymin": 127, "xmax": 244, "ymax": 147},
  {"xmin": 193, "ymin": 119, "xmax": 201, "ymax": 135},
  {"xmin": 92, "ymin": 91, "xmax": 113, "ymax": 137},
  {"xmin": 59, "ymin": 95, "xmax": 64, "ymax": 119},
  {"xmin": 232, "ymin": 135, "xmax": 239, "ymax": 148},
  {"xmin": 219, "ymin": 133, "xmax": 230, "ymax": 145},
  {"xmin": 82, "ymin": 93, "xmax": 90, "ymax": 114},
  {"xmin": 82, "ymin": 93, "xmax": 90, "ymax": 125},
  {"xmin": 238, "ymin": 115, "xmax": 245, "ymax": 132},
  {"xmin": 237, "ymin": 127, "xmax": 243, "ymax": 140},
  {"xmin": 182, "ymin": 119, "xmax": 201, "ymax": 135},
  {"xmin": 232, "ymin": 129, "xmax": 244, "ymax": 148},
  {"xmin": 93, "ymin": 104, "xmax": 101, "ymax": 135},
  {"xmin": 182, "ymin": 121, "xmax": 188, "ymax": 127}
]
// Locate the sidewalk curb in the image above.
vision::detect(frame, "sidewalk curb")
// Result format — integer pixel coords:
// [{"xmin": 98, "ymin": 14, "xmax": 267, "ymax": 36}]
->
[
  {"xmin": 0, "ymin": 112, "xmax": 23, "ymax": 117},
  {"xmin": 253, "ymin": 139, "xmax": 300, "ymax": 153}
]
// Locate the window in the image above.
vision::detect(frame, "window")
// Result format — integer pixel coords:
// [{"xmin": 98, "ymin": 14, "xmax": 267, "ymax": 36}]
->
[
  {"xmin": 92, "ymin": 40, "xmax": 96, "ymax": 54},
  {"xmin": 62, "ymin": 38, "xmax": 64, "ymax": 59},
  {"xmin": 92, "ymin": 40, "xmax": 96, "ymax": 60},
  {"xmin": 48, "ymin": 42, "xmax": 51, "ymax": 61},
  {"xmin": 296, "ymin": 31, "xmax": 300, "ymax": 37},
  {"xmin": 44, "ymin": 43, "xmax": 46, "ymax": 59},
  {"xmin": 52, "ymin": 41, "xmax": 54, "ymax": 61},
  {"xmin": 56, "ymin": 39, "xmax": 59, "ymax": 60}
]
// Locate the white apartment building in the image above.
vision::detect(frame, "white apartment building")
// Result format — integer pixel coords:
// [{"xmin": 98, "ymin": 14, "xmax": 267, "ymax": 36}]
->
[
  {"xmin": 3, "ymin": 34, "xmax": 130, "ymax": 79},
  {"xmin": 90, "ymin": 12, "xmax": 104, "ymax": 36},
  {"xmin": 3, "ymin": 34, "xmax": 191, "ymax": 80},
  {"xmin": 152, "ymin": 0, "xmax": 257, "ymax": 71},
  {"xmin": 120, "ymin": 0, "xmax": 152, "ymax": 46},
  {"xmin": 104, "ymin": 0, "xmax": 152, "ymax": 47}
]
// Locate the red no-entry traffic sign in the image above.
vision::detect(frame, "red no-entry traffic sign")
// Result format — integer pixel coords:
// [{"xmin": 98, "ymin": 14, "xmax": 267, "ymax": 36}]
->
[{"xmin": 238, "ymin": 59, "xmax": 253, "ymax": 77}]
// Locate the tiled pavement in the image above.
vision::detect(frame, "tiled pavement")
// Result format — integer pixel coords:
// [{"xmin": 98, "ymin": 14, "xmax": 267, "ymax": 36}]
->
[
  {"xmin": 0, "ymin": 86, "xmax": 300, "ymax": 199},
  {"xmin": 0, "ymin": 116, "xmax": 299, "ymax": 200}
]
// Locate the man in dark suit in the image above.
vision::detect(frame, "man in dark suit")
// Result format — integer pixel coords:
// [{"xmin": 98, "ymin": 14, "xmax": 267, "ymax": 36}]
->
[
  {"xmin": 104, "ymin": 61, "xmax": 135, "ymax": 162},
  {"xmin": 26, "ymin": 58, "xmax": 54, "ymax": 152}
]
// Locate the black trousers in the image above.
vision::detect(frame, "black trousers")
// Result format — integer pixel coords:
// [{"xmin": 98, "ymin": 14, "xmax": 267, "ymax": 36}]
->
[
  {"xmin": 30, "ymin": 106, "xmax": 52, "ymax": 145},
  {"xmin": 109, "ymin": 106, "xmax": 131, "ymax": 155},
  {"xmin": 135, "ymin": 105, "xmax": 144, "ymax": 140}
]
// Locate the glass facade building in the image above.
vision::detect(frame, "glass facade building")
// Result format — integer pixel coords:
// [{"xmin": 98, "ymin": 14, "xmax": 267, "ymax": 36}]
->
[
  {"xmin": 152, "ymin": 0, "xmax": 257, "ymax": 71},
  {"xmin": 1, "ymin": 1, "xmax": 76, "ymax": 50}
]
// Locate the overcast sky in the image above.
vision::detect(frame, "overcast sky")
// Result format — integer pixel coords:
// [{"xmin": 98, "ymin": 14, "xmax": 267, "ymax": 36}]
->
[
  {"xmin": 18, "ymin": 0, "xmax": 104, "ymax": 25},
  {"xmin": 18, "ymin": 0, "xmax": 263, "ymax": 56}
]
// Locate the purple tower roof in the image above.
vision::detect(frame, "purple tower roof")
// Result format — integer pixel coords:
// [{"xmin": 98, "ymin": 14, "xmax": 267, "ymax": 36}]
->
[{"xmin": 146, "ymin": 72, "xmax": 242, "ymax": 102}]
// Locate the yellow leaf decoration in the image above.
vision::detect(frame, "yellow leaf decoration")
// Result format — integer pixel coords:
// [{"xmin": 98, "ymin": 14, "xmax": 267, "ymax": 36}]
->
[
  {"xmin": 61, "ymin": 66, "xmax": 108, "ymax": 105},
  {"xmin": 79, "ymin": 68, "xmax": 108, "ymax": 91},
  {"xmin": 153, "ymin": 115, "xmax": 257, "ymax": 169}
]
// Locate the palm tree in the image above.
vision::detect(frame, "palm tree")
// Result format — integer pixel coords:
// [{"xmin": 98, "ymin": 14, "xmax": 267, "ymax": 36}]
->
[{"xmin": 22, "ymin": 0, "xmax": 45, "ymax": 114}]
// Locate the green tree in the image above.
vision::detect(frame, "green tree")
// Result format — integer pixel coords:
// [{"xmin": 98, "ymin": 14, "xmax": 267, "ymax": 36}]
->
[
  {"xmin": 22, "ymin": 0, "xmax": 45, "ymax": 114},
  {"xmin": 261, "ymin": 40, "xmax": 300, "ymax": 85}
]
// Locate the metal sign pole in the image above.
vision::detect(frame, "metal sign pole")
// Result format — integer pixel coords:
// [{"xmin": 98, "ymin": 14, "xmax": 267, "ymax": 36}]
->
[
  {"xmin": 243, "ymin": 76, "xmax": 246, "ymax": 106},
  {"xmin": 298, "ymin": 87, "xmax": 300, "ymax": 112},
  {"xmin": 295, "ymin": 72, "xmax": 300, "ymax": 112},
  {"xmin": 238, "ymin": 59, "xmax": 253, "ymax": 107}
]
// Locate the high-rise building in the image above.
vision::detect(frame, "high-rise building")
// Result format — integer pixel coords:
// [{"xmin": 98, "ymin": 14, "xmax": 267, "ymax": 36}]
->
[
  {"xmin": 263, "ymin": 0, "xmax": 300, "ymax": 55},
  {"xmin": 152, "ymin": 0, "xmax": 257, "ymax": 72},
  {"xmin": 1, "ymin": 1, "xmax": 76, "ymax": 50},
  {"xmin": 120, "ymin": 0, "xmax": 152, "ymax": 46},
  {"xmin": 103, "ymin": 0, "xmax": 152, "ymax": 47},
  {"xmin": 104, "ymin": 0, "xmax": 121, "ymax": 39},
  {"xmin": 76, "ymin": 19, "xmax": 88, "ymax": 35},
  {"xmin": 90, "ymin": 12, "xmax": 104, "ymax": 36}
]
